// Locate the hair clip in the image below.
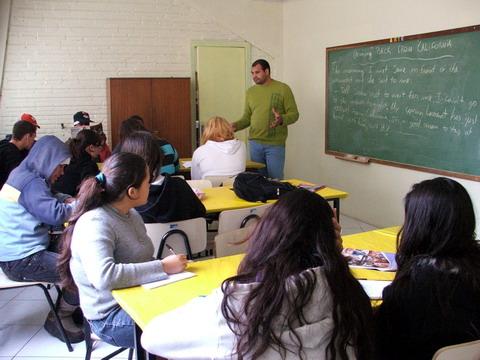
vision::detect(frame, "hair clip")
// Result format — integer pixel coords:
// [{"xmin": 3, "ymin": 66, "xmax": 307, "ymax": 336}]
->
[{"xmin": 95, "ymin": 172, "xmax": 106, "ymax": 188}]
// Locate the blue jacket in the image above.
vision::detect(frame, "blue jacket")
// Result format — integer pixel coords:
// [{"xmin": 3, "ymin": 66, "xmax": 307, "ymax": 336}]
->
[{"xmin": 0, "ymin": 136, "xmax": 73, "ymax": 261}]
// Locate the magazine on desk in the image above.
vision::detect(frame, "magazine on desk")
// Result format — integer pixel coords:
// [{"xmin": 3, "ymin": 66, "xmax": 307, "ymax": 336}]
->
[
  {"xmin": 297, "ymin": 183, "xmax": 326, "ymax": 192},
  {"xmin": 342, "ymin": 248, "xmax": 397, "ymax": 271}
]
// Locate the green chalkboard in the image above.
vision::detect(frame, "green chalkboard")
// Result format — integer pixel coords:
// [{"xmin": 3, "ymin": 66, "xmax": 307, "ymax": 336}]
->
[{"xmin": 326, "ymin": 25, "xmax": 480, "ymax": 181}]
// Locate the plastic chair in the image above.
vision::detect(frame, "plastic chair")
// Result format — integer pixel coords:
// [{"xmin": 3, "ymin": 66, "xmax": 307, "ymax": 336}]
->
[
  {"xmin": 186, "ymin": 179, "xmax": 212, "ymax": 190},
  {"xmin": 0, "ymin": 268, "xmax": 74, "ymax": 352},
  {"xmin": 432, "ymin": 340, "xmax": 480, "ymax": 360},
  {"xmin": 214, "ymin": 204, "xmax": 272, "ymax": 257},
  {"xmin": 145, "ymin": 217, "xmax": 207, "ymax": 260},
  {"xmin": 204, "ymin": 175, "xmax": 236, "ymax": 187},
  {"xmin": 83, "ymin": 316, "xmax": 133, "ymax": 360}
]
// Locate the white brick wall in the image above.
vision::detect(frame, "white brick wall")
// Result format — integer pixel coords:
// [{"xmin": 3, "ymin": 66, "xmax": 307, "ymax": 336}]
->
[{"xmin": 0, "ymin": 0, "xmax": 271, "ymax": 141}]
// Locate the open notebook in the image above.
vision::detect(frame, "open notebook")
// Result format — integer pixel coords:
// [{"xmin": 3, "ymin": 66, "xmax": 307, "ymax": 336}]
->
[
  {"xmin": 358, "ymin": 280, "xmax": 392, "ymax": 299},
  {"xmin": 142, "ymin": 271, "xmax": 196, "ymax": 290}
]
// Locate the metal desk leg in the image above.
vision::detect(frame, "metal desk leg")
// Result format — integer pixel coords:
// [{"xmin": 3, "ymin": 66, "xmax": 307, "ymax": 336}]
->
[
  {"xmin": 332, "ymin": 198, "xmax": 340, "ymax": 222},
  {"xmin": 134, "ymin": 323, "xmax": 155, "ymax": 360}
]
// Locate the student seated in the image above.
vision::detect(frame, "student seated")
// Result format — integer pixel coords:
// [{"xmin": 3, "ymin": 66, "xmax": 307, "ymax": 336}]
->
[
  {"xmin": 97, "ymin": 132, "xmax": 112, "ymax": 162},
  {"xmin": 375, "ymin": 177, "xmax": 480, "ymax": 360},
  {"xmin": 58, "ymin": 152, "xmax": 188, "ymax": 349},
  {"xmin": 0, "ymin": 118, "xmax": 38, "ymax": 189},
  {"xmin": 191, "ymin": 116, "xmax": 246, "ymax": 180},
  {"xmin": 142, "ymin": 189, "xmax": 373, "ymax": 359},
  {"xmin": 118, "ymin": 131, "xmax": 206, "ymax": 223},
  {"xmin": 53, "ymin": 129, "xmax": 101, "ymax": 196},
  {"xmin": 115, "ymin": 115, "xmax": 180, "ymax": 175},
  {"xmin": 0, "ymin": 136, "xmax": 83, "ymax": 343}
]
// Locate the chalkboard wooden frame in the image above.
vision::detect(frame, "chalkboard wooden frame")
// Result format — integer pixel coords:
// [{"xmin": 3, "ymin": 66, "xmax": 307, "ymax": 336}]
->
[{"xmin": 325, "ymin": 25, "xmax": 480, "ymax": 182}]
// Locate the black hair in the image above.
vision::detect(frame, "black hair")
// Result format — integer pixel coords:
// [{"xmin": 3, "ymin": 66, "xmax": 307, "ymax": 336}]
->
[
  {"xmin": 118, "ymin": 130, "xmax": 163, "ymax": 182},
  {"xmin": 12, "ymin": 120, "xmax": 36, "ymax": 140},
  {"xmin": 252, "ymin": 59, "xmax": 270, "ymax": 72},
  {"xmin": 221, "ymin": 189, "xmax": 373, "ymax": 360},
  {"xmin": 119, "ymin": 116, "xmax": 147, "ymax": 144},
  {"xmin": 58, "ymin": 152, "xmax": 148, "ymax": 291},
  {"xmin": 69, "ymin": 129, "xmax": 101, "ymax": 159}
]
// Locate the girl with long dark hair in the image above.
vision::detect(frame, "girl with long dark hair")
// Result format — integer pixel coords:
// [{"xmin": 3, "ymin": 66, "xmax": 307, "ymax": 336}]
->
[
  {"xmin": 375, "ymin": 177, "xmax": 480, "ymax": 359},
  {"xmin": 58, "ymin": 152, "xmax": 187, "ymax": 348},
  {"xmin": 142, "ymin": 189, "xmax": 373, "ymax": 359},
  {"xmin": 53, "ymin": 129, "xmax": 101, "ymax": 196}
]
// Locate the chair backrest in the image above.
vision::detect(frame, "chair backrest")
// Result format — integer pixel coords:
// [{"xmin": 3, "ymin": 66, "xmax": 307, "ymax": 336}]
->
[
  {"xmin": 432, "ymin": 340, "xmax": 480, "ymax": 360},
  {"xmin": 217, "ymin": 203, "xmax": 272, "ymax": 234},
  {"xmin": 186, "ymin": 179, "xmax": 213, "ymax": 190},
  {"xmin": 204, "ymin": 175, "xmax": 236, "ymax": 187},
  {"xmin": 145, "ymin": 217, "xmax": 207, "ymax": 260}
]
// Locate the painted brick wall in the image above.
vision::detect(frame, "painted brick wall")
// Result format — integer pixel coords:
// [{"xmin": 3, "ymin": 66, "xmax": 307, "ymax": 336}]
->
[{"xmin": 0, "ymin": 0, "xmax": 269, "ymax": 140}]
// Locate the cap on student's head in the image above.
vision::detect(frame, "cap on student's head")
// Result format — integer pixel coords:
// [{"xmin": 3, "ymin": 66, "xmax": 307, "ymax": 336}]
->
[
  {"xmin": 20, "ymin": 113, "xmax": 40, "ymax": 128},
  {"xmin": 73, "ymin": 111, "xmax": 92, "ymax": 126}
]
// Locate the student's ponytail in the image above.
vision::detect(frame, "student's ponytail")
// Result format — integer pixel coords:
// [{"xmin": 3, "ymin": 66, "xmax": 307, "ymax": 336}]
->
[{"xmin": 58, "ymin": 152, "xmax": 147, "ymax": 291}]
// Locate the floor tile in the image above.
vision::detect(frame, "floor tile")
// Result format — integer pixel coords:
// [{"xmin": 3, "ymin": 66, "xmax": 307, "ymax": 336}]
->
[
  {"xmin": 17, "ymin": 327, "xmax": 129, "ymax": 358},
  {"xmin": 0, "ymin": 288, "xmax": 23, "ymax": 302},
  {"xmin": 0, "ymin": 300, "xmax": 49, "ymax": 325},
  {"xmin": 14, "ymin": 285, "xmax": 58, "ymax": 301},
  {"xmin": 0, "ymin": 325, "xmax": 40, "ymax": 356},
  {"xmin": 0, "ymin": 301, "xmax": 9, "ymax": 310}
]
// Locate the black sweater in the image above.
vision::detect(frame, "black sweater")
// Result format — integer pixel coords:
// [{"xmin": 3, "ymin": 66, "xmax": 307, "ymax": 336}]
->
[{"xmin": 136, "ymin": 174, "xmax": 206, "ymax": 223}]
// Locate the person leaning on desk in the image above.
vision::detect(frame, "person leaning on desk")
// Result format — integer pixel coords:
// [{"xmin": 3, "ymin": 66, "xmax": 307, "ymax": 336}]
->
[
  {"xmin": 58, "ymin": 152, "xmax": 188, "ymax": 349},
  {"xmin": 142, "ymin": 189, "xmax": 374, "ymax": 359}
]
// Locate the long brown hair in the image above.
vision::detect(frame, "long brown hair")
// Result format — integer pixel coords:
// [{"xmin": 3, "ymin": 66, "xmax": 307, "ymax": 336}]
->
[
  {"xmin": 221, "ymin": 189, "xmax": 373, "ymax": 359},
  {"xmin": 58, "ymin": 152, "xmax": 147, "ymax": 291}
]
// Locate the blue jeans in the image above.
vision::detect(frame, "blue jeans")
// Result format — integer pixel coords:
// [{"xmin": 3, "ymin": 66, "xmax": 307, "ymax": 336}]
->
[
  {"xmin": 249, "ymin": 140, "xmax": 286, "ymax": 179},
  {"xmin": 89, "ymin": 306, "xmax": 135, "ymax": 349},
  {"xmin": 0, "ymin": 250, "xmax": 78, "ymax": 305}
]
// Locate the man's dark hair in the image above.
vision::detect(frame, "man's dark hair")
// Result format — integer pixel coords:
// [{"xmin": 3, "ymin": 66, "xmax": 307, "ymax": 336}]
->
[
  {"xmin": 252, "ymin": 59, "xmax": 270, "ymax": 72},
  {"xmin": 12, "ymin": 120, "xmax": 36, "ymax": 140}
]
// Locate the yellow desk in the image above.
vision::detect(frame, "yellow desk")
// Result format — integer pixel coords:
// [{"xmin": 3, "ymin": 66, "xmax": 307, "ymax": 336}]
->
[
  {"xmin": 202, "ymin": 178, "xmax": 349, "ymax": 215},
  {"xmin": 112, "ymin": 227, "xmax": 397, "ymax": 358}
]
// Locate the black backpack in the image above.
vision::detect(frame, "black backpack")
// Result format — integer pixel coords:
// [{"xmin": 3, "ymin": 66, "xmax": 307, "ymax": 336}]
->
[{"xmin": 233, "ymin": 172, "xmax": 296, "ymax": 202}]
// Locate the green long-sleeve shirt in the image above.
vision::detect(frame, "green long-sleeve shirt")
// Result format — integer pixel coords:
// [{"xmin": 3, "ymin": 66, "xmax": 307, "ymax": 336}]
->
[{"xmin": 234, "ymin": 79, "xmax": 299, "ymax": 146}]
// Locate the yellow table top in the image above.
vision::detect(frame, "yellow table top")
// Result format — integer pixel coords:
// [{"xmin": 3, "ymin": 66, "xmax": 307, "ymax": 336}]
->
[
  {"xmin": 179, "ymin": 158, "xmax": 265, "ymax": 173},
  {"xmin": 112, "ymin": 226, "xmax": 398, "ymax": 330},
  {"xmin": 202, "ymin": 178, "xmax": 349, "ymax": 214}
]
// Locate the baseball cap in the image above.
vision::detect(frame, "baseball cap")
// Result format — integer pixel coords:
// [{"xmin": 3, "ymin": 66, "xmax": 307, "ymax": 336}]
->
[
  {"xmin": 73, "ymin": 111, "xmax": 92, "ymax": 126},
  {"xmin": 20, "ymin": 113, "xmax": 40, "ymax": 128}
]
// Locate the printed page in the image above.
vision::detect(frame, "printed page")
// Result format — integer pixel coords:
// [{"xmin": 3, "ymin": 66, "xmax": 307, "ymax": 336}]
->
[{"xmin": 342, "ymin": 248, "xmax": 397, "ymax": 271}]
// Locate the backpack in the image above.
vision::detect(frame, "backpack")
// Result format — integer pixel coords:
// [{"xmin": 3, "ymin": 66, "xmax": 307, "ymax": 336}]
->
[{"xmin": 233, "ymin": 172, "xmax": 297, "ymax": 202}]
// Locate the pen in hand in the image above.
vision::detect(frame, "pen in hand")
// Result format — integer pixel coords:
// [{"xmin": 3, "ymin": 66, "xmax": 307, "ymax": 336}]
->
[
  {"xmin": 165, "ymin": 244, "xmax": 193, "ymax": 264},
  {"xmin": 166, "ymin": 243, "xmax": 176, "ymax": 256}
]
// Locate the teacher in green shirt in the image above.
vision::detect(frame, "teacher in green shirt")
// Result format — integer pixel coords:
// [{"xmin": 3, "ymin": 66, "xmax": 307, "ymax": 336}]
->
[{"xmin": 232, "ymin": 59, "xmax": 299, "ymax": 180}]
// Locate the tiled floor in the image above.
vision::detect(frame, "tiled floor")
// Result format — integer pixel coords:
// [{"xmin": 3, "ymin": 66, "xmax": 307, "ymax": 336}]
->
[{"xmin": 0, "ymin": 214, "xmax": 374, "ymax": 360}]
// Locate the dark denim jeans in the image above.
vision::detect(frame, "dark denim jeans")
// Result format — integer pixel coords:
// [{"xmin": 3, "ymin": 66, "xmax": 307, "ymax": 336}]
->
[
  {"xmin": 0, "ymin": 250, "xmax": 78, "ymax": 305},
  {"xmin": 89, "ymin": 306, "xmax": 135, "ymax": 349}
]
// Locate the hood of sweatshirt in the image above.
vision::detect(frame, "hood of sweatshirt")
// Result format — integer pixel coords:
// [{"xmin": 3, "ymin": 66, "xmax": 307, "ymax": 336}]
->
[
  {"xmin": 205, "ymin": 139, "xmax": 243, "ymax": 155},
  {"xmin": 7, "ymin": 135, "xmax": 70, "ymax": 191}
]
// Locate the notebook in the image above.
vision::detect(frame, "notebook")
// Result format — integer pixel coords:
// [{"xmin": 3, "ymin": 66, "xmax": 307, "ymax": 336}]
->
[
  {"xmin": 358, "ymin": 279, "xmax": 392, "ymax": 299},
  {"xmin": 142, "ymin": 271, "xmax": 196, "ymax": 290}
]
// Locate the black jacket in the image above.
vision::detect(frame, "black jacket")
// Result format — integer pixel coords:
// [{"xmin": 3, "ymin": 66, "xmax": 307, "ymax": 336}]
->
[
  {"xmin": 136, "ymin": 174, "xmax": 206, "ymax": 223},
  {"xmin": 52, "ymin": 152, "xmax": 99, "ymax": 196}
]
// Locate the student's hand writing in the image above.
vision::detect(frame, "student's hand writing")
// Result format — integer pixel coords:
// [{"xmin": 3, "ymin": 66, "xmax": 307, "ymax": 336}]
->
[
  {"xmin": 64, "ymin": 197, "xmax": 75, "ymax": 204},
  {"xmin": 270, "ymin": 107, "xmax": 283, "ymax": 128},
  {"xmin": 161, "ymin": 254, "xmax": 188, "ymax": 274},
  {"xmin": 332, "ymin": 209, "xmax": 343, "ymax": 250}
]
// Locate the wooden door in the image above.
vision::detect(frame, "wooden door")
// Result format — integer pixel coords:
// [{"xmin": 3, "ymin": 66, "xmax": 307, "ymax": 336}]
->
[
  {"xmin": 108, "ymin": 78, "xmax": 152, "ymax": 148},
  {"xmin": 151, "ymin": 78, "xmax": 192, "ymax": 157},
  {"xmin": 108, "ymin": 78, "xmax": 192, "ymax": 156}
]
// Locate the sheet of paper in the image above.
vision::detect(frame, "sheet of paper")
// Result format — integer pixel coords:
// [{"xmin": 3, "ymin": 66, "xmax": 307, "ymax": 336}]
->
[
  {"xmin": 358, "ymin": 279, "xmax": 392, "ymax": 300},
  {"xmin": 142, "ymin": 271, "xmax": 196, "ymax": 290},
  {"xmin": 182, "ymin": 161, "xmax": 192, "ymax": 168}
]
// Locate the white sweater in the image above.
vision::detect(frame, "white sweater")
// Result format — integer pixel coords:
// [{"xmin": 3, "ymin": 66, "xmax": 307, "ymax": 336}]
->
[
  {"xmin": 141, "ymin": 267, "xmax": 356, "ymax": 359},
  {"xmin": 191, "ymin": 139, "xmax": 246, "ymax": 180}
]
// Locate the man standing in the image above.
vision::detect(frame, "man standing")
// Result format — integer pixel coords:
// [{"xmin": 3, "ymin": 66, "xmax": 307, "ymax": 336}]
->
[
  {"xmin": 0, "ymin": 116, "xmax": 39, "ymax": 188},
  {"xmin": 232, "ymin": 59, "xmax": 299, "ymax": 179}
]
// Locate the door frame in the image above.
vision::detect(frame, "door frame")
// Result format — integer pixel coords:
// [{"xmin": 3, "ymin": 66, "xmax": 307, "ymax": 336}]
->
[{"xmin": 190, "ymin": 40, "xmax": 251, "ymax": 149}]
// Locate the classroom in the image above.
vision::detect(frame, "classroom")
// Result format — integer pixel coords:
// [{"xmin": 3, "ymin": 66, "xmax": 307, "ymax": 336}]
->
[{"xmin": 0, "ymin": 0, "xmax": 479, "ymax": 359}]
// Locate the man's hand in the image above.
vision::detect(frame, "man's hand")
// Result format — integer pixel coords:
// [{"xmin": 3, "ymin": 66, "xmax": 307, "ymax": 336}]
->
[{"xmin": 270, "ymin": 108, "xmax": 283, "ymax": 128}]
